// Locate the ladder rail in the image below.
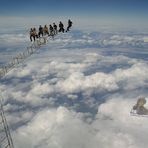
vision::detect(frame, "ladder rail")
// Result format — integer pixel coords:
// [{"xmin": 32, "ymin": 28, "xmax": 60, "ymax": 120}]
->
[
  {"xmin": 0, "ymin": 36, "xmax": 49, "ymax": 79},
  {"xmin": 0, "ymin": 94, "xmax": 14, "ymax": 148},
  {"xmin": 0, "ymin": 32, "xmax": 56, "ymax": 148}
]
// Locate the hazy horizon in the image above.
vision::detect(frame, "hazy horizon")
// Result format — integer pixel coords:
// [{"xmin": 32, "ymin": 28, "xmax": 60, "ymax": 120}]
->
[{"xmin": 0, "ymin": 0, "xmax": 148, "ymax": 31}]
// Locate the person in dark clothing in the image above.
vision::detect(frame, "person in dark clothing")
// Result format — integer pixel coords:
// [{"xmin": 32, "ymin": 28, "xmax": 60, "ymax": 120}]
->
[
  {"xmin": 66, "ymin": 19, "xmax": 73, "ymax": 32},
  {"xmin": 30, "ymin": 28, "xmax": 34, "ymax": 42},
  {"xmin": 59, "ymin": 21, "xmax": 65, "ymax": 33},
  {"xmin": 49, "ymin": 24, "xmax": 54, "ymax": 36},
  {"xmin": 38, "ymin": 25, "xmax": 43, "ymax": 37},
  {"xmin": 53, "ymin": 23, "xmax": 58, "ymax": 35}
]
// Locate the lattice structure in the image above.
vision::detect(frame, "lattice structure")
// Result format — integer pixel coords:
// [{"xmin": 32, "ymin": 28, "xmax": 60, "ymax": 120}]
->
[
  {"xmin": 0, "ymin": 36, "xmax": 49, "ymax": 148},
  {"xmin": 0, "ymin": 37, "xmax": 48, "ymax": 79},
  {"xmin": 0, "ymin": 95, "xmax": 14, "ymax": 148}
]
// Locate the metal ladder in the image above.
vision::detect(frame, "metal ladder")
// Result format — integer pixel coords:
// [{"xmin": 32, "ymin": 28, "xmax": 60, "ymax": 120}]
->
[
  {"xmin": 0, "ymin": 36, "xmax": 49, "ymax": 148},
  {"xmin": 0, "ymin": 95, "xmax": 14, "ymax": 148},
  {"xmin": 0, "ymin": 36, "xmax": 48, "ymax": 79}
]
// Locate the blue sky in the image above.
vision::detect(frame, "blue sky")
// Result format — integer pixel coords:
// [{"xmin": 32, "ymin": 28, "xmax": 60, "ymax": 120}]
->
[
  {"xmin": 0, "ymin": 0, "xmax": 148, "ymax": 29},
  {"xmin": 1, "ymin": 0, "xmax": 148, "ymax": 18}
]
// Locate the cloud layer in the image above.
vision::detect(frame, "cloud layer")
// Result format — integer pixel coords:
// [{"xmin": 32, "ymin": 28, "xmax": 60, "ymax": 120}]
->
[{"xmin": 0, "ymin": 28, "xmax": 148, "ymax": 148}]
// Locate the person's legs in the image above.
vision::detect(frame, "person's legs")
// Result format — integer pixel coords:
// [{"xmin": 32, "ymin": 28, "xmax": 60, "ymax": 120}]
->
[
  {"xmin": 38, "ymin": 32, "xmax": 41, "ymax": 38},
  {"xmin": 30, "ymin": 35, "xmax": 32, "ymax": 42},
  {"xmin": 62, "ymin": 28, "xmax": 65, "ymax": 33},
  {"xmin": 66, "ymin": 26, "xmax": 69, "ymax": 32},
  {"xmin": 67, "ymin": 25, "xmax": 72, "ymax": 32},
  {"xmin": 33, "ymin": 36, "xmax": 36, "ymax": 42}
]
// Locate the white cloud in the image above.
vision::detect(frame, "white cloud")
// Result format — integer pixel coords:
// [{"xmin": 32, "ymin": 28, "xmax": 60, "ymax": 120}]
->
[
  {"xmin": 56, "ymin": 72, "xmax": 119, "ymax": 93},
  {"xmin": 67, "ymin": 94, "xmax": 78, "ymax": 100},
  {"xmin": 0, "ymin": 33, "xmax": 29, "ymax": 48},
  {"xmin": 1, "ymin": 28, "xmax": 148, "ymax": 148},
  {"xmin": 113, "ymin": 62, "xmax": 148, "ymax": 90},
  {"xmin": 31, "ymin": 82, "xmax": 54, "ymax": 96},
  {"xmin": 96, "ymin": 97, "xmax": 148, "ymax": 148},
  {"xmin": 13, "ymin": 103, "xmax": 145, "ymax": 148},
  {"xmin": 13, "ymin": 107, "xmax": 93, "ymax": 148}
]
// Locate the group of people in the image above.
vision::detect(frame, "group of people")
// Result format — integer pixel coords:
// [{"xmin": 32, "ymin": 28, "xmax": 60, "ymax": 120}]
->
[{"xmin": 30, "ymin": 19, "xmax": 73, "ymax": 42}]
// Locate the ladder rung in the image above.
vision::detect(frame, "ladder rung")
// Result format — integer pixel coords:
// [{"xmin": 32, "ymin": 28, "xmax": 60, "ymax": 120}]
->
[
  {"xmin": 4, "ymin": 144, "xmax": 10, "ymax": 148},
  {"xmin": 0, "ymin": 136, "xmax": 7, "ymax": 143}
]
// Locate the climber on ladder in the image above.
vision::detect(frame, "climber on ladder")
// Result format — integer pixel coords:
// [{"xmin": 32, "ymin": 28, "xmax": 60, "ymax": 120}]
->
[
  {"xmin": 43, "ymin": 25, "xmax": 49, "ymax": 36},
  {"xmin": 30, "ymin": 28, "xmax": 38, "ymax": 42}
]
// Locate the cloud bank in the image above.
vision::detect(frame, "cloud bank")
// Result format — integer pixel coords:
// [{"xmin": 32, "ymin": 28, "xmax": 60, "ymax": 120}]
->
[{"xmin": 0, "ymin": 28, "xmax": 148, "ymax": 148}]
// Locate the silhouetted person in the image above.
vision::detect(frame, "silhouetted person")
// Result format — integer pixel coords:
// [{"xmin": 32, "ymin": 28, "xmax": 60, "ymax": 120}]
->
[
  {"xmin": 30, "ymin": 28, "xmax": 34, "ymax": 42},
  {"xmin": 49, "ymin": 24, "xmax": 54, "ymax": 36},
  {"xmin": 66, "ymin": 19, "xmax": 73, "ymax": 32},
  {"xmin": 59, "ymin": 21, "xmax": 64, "ymax": 33},
  {"xmin": 38, "ymin": 25, "xmax": 43, "ymax": 37},
  {"xmin": 53, "ymin": 23, "xmax": 57, "ymax": 35}
]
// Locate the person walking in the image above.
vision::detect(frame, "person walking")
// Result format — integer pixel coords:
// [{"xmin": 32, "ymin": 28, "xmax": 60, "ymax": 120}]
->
[
  {"xmin": 43, "ymin": 25, "xmax": 49, "ymax": 36},
  {"xmin": 53, "ymin": 23, "xmax": 58, "ymax": 35},
  {"xmin": 38, "ymin": 25, "xmax": 43, "ymax": 37},
  {"xmin": 66, "ymin": 19, "xmax": 73, "ymax": 32},
  {"xmin": 59, "ymin": 21, "xmax": 64, "ymax": 33},
  {"xmin": 49, "ymin": 24, "xmax": 54, "ymax": 36}
]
